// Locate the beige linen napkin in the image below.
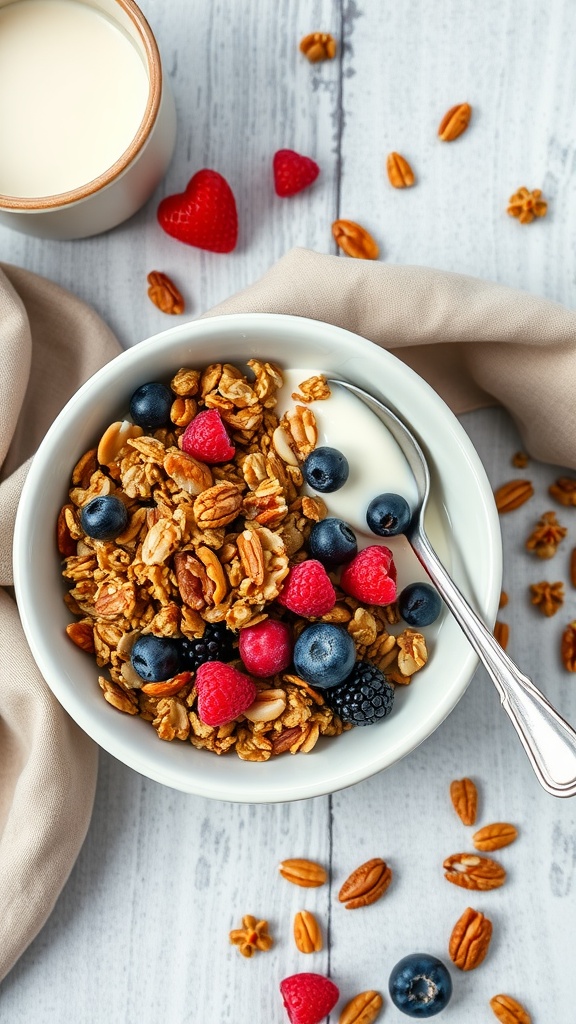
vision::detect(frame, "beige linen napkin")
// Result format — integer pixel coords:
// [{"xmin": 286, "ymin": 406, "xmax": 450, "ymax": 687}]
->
[
  {"xmin": 0, "ymin": 263, "xmax": 120, "ymax": 983},
  {"xmin": 2, "ymin": 247, "xmax": 576, "ymax": 983}
]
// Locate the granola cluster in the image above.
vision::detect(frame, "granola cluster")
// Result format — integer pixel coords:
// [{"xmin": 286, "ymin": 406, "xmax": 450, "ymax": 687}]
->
[{"xmin": 58, "ymin": 361, "xmax": 427, "ymax": 760}]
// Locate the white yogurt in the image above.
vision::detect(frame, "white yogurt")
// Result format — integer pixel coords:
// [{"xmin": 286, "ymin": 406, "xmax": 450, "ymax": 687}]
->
[
  {"xmin": 0, "ymin": 0, "xmax": 150, "ymax": 197},
  {"xmin": 278, "ymin": 370, "xmax": 450, "ymax": 592}
]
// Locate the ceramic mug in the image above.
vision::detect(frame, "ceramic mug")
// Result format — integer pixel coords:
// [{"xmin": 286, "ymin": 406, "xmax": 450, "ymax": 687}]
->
[{"xmin": 0, "ymin": 0, "xmax": 176, "ymax": 239}]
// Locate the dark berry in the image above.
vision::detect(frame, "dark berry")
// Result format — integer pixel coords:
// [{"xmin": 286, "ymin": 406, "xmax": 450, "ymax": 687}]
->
[
  {"xmin": 389, "ymin": 954, "xmax": 452, "ymax": 1017},
  {"xmin": 398, "ymin": 582, "xmax": 442, "ymax": 627},
  {"xmin": 178, "ymin": 622, "xmax": 236, "ymax": 672},
  {"xmin": 324, "ymin": 661, "xmax": 394, "ymax": 726},
  {"xmin": 308, "ymin": 517, "xmax": 357, "ymax": 568},
  {"xmin": 302, "ymin": 446, "xmax": 349, "ymax": 493},
  {"xmin": 129, "ymin": 381, "xmax": 173, "ymax": 429},
  {"xmin": 131, "ymin": 634, "xmax": 180, "ymax": 682},
  {"xmin": 80, "ymin": 494, "xmax": 128, "ymax": 540},
  {"xmin": 367, "ymin": 492, "xmax": 411, "ymax": 537},
  {"xmin": 293, "ymin": 623, "xmax": 356, "ymax": 689}
]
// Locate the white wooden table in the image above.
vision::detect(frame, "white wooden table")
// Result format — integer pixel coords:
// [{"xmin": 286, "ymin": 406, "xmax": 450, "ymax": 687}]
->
[{"xmin": 1, "ymin": 1, "xmax": 575, "ymax": 1020}]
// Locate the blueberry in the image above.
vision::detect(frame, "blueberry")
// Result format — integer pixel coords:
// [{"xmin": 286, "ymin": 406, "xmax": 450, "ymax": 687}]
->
[
  {"xmin": 367, "ymin": 492, "xmax": 411, "ymax": 537},
  {"xmin": 302, "ymin": 446, "xmax": 349, "ymax": 493},
  {"xmin": 293, "ymin": 623, "xmax": 356, "ymax": 689},
  {"xmin": 309, "ymin": 517, "xmax": 357, "ymax": 567},
  {"xmin": 131, "ymin": 634, "xmax": 181, "ymax": 682},
  {"xmin": 398, "ymin": 582, "xmax": 442, "ymax": 627},
  {"xmin": 129, "ymin": 381, "xmax": 173, "ymax": 429},
  {"xmin": 80, "ymin": 495, "xmax": 129, "ymax": 540},
  {"xmin": 389, "ymin": 954, "xmax": 452, "ymax": 1017}
]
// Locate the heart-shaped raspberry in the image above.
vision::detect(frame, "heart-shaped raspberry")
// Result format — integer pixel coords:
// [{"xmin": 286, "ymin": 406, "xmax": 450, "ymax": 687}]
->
[
  {"xmin": 157, "ymin": 169, "xmax": 238, "ymax": 252},
  {"xmin": 273, "ymin": 149, "xmax": 320, "ymax": 197}
]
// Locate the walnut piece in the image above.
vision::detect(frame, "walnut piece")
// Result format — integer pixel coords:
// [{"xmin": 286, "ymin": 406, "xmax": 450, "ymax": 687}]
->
[
  {"xmin": 525, "ymin": 510, "xmax": 567, "ymax": 558},
  {"xmin": 507, "ymin": 187, "xmax": 547, "ymax": 224},
  {"xmin": 299, "ymin": 31, "xmax": 337, "ymax": 62},
  {"xmin": 229, "ymin": 915, "xmax": 273, "ymax": 958},
  {"xmin": 147, "ymin": 271, "xmax": 185, "ymax": 315},
  {"xmin": 529, "ymin": 580, "xmax": 564, "ymax": 617}
]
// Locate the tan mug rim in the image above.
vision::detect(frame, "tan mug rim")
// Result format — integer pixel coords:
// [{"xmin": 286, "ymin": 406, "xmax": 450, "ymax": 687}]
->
[{"xmin": 0, "ymin": 0, "xmax": 162, "ymax": 211}]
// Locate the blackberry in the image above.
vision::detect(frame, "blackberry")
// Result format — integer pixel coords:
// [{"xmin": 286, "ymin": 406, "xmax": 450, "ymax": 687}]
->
[
  {"xmin": 179, "ymin": 622, "xmax": 237, "ymax": 671},
  {"xmin": 325, "ymin": 661, "xmax": 395, "ymax": 726}
]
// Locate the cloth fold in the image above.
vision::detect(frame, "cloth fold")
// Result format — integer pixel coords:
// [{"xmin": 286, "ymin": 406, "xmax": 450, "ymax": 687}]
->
[
  {"xmin": 0, "ymin": 263, "xmax": 119, "ymax": 983},
  {"xmin": 1, "ymin": 247, "xmax": 576, "ymax": 983}
]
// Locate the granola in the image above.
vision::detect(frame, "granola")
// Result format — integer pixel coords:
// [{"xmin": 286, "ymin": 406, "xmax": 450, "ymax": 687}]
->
[{"xmin": 58, "ymin": 362, "xmax": 435, "ymax": 759}]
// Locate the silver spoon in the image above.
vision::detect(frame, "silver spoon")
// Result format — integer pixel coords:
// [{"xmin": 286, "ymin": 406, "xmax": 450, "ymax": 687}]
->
[{"xmin": 328, "ymin": 377, "xmax": 576, "ymax": 798}]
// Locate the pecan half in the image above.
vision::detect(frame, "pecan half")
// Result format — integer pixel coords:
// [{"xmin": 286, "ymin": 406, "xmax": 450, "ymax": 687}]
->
[
  {"xmin": 561, "ymin": 621, "xmax": 576, "ymax": 671},
  {"xmin": 438, "ymin": 102, "xmax": 471, "ymax": 141},
  {"xmin": 339, "ymin": 990, "xmax": 384, "ymax": 1024},
  {"xmin": 549, "ymin": 475, "xmax": 576, "ymax": 506},
  {"xmin": 299, "ymin": 31, "xmax": 337, "ymax": 61},
  {"xmin": 473, "ymin": 822, "xmax": 518, "ymax": 852},
  {"xmin": 386, "ymin": 152, "xmax": 415, "ymax": 188},
  {"xmin": 237, "ymin": 529, "xmax": 265, "ymax": 584},
  {"xmin": 499, "ymin": 590, "xmax": 509, "ymax": 608},
  {"xmin": 338, "ymin": 858, "xmax": 392, "ymax": 909},
  {"xmin": 332, "ymin": 219, "xmax": 379, "ymax": 260},
  {"xmin": 450, "ymin": 777, "xmax": 478, "ymax": 825},
  {"xmin": 174, "ymin": 551, "xmax": 211, "ymax": 609},
  {"xmin": 293, "ymin": 909, "xmax": 323, "ymax": 953},
  {"xmin": 147, "ymin": 270, "xmax": 185, "ymax": 315},
  {"xmin": 279, "ymin": 858, "xmax": 327, "ymax": 887},
  {"xmin": 194, "ymin": 482, "xmax": 243, "ymax": 528},
  {"xmin": 443, "ymin": 853, "xmax": 506, "ymax": 890},
  {"xmin": 512, "ymin": 451, "xmax": 528, "ymax": 468},
  {"xmin": 494, "ymin": 479, "xmax": 533, "ymax": 513},
  {"xmin": 490, "ymin": 994, "xmax": 531, "ymax": 1024},
  {"xmin": 449, "ymin": 906, "xmax": 492, "ymax": 971},
  {"xmin": 65, "ymin": 620, "xmax": 95, "ymax": 653}
]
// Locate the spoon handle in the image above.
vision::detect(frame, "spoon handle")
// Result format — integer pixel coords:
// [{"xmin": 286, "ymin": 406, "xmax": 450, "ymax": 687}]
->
[{"xmin": 411, "ymin": 527, "xmax": 576, "ymax": 797}]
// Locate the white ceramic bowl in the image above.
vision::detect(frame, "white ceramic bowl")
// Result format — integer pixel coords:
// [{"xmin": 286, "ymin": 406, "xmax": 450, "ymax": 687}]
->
[
  {"xmin": 14, "ymin": 313, "xmax": 502, "ymax": 801},
  {"xmin": 0, "ymin": 0, "xmax": 176, "ymax": 239}
]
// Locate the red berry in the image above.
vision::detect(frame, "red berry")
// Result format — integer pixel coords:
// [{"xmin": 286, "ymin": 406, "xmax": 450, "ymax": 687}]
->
[
  {"xmin": 180, "ymin": 409, "xmax": 235, "ymax": 463},
  {"xmin": 157, "ymin": 169, "xmax": 238, "ymax": 253},
  {"xmin": 277, "ymin": 560, "xmax": 336, "ymax": 618},
  {"xmin": 280, "ymin": 973, "xmax": 339, "ymax": 1024},
  {"xmin": 340, "ymin": 545, "xmax": 397, "ymax": 606},
  {"xmin": 239, "ymin": 619, "xmax": 293, "ymax": 677},
  {"xmin": 196, "ymin": 661, "xmax": 257, "ymax": 727},
  {"xmin": 273, "ymin": 149, "xmax": 320, "ymax": 197}
]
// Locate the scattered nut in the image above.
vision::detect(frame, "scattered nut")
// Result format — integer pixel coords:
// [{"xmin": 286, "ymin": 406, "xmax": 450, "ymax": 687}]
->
[
  {"xmin": 293, "ymin": 909, "xmax": 323, "ymax": 953},
  {"xmin": 438, "ymin": 102, "xmax": 471, "ymax": 141},
  {"xmin": 549, "ymin": 476, "xmax": 576, "ymax": 506},
  {"xmin": 339, "ymin": 990, "xmax": 384, "ymax": 1024},
  {"xmin": 229, "ymin": 915, "xmax": 273, "ymax": 958},
  {"xmin": 332, "ymin": 219, "xmax": 379, "ymax": 260},
  {"xmin": 386, "ymin": 152, "xmax": 415, "ymax": 188},
  {"xmin": 494, "ymin": 480, "xmax": 534, "ymax": 513},
  {"xmin": 147, "ymin": 270, "xmax": 185, "ymax": 315},
  {"xmin": 499, "ymin": 590, "xmax": 509, "ymax": 609},
  {"xmin": 490, "ymin": 994, "xmax": 531, "ymax": 1024},
  {"xmin": 507, "ymin": 188, "xmax": 547, "ymax": 225},
  {"xmin": 526, "ymin": 511, "xmax": 567, "ymax": 559},
  {"xmin": 512, "ymin": 451, "xmax": 529, "ymax": 468},
  {"xmin": 450, "ymin": 777, "xmax": 478, "ymax": 825},
  {"xmin": 449, "ymin": 906, "xmax": 492, "ymax": 970},
  {"xmin": 571, "ymin": 548, "xmax": 576, "ymax": 588},
  {"xmin": 472, "ymin": 822, "xmax": 518, "ymax": 852},
  {"xmin": 443, "ymin": 853, "xmax": 506, "ymax": 890},
  {"xmin": 338, "ymin": 858, "xmax": 392, "ymax": 909},
  {"xmin": 279, "ymin": 858, "xmax": 327, "ymax": 887},
  {"xmin": 529, "ymin": 580, "xmax": 564, "ymax": 616},
  {"xmin": 299, "ymin": 31, "xmax": 337, "ymax": 62},
  {"xmin": 561, "ymin": 621, "xmax": 576, "ymax": 671},
  {"xmin": 494, "ymin": 621, "xmax": 509, "ymax": 650}
]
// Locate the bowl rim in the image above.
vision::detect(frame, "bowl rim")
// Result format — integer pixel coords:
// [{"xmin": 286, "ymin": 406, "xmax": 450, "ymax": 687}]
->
[
  {"xmin": 13, "ymin": 312, "xmax": 502, "ymax": 801},
  {"xmin": 0, "ymin": 0, "xmax": 162, "ymax": 211}
]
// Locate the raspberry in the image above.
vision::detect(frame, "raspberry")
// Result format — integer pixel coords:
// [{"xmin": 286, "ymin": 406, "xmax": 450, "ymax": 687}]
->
[
  {"xmin": 196, "ymin": 661, "xmax": 257, "ymax": 727},
  {"xmin": 340, "ymin": 545, "xmax": 397, "ymax": 605},
  {"xmin": 157, "ymin": 169, "xmax": 238, "ymax": 253},
  {"xmin": 180, "ymin": 409, "xmax": 235, "ymax": 463},
  {"xmin": 238, "ymin": 619, "xmax": 293, "ymax": 677},
  {"xmin": 280, "ymin": 973, "xmax": 339, "ymax": 1024},
  {"xmin": 277, "ymin": 560, "xmax": 336, "ymax": 617},
  {"xmin": 273, "ymin": 149, "xmax": 320, "ymax": 197}
]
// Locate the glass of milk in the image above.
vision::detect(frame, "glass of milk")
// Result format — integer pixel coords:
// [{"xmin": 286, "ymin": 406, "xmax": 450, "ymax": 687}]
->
[{"xmin": 0, "ymin": 0, "xmax": 176, "ymax": 238}]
